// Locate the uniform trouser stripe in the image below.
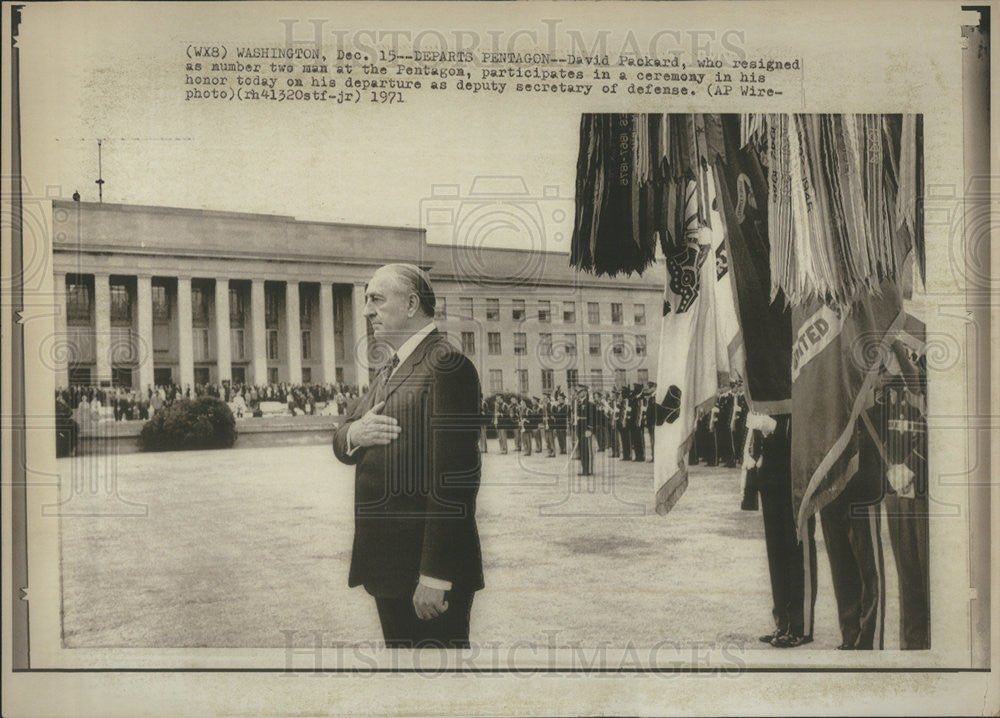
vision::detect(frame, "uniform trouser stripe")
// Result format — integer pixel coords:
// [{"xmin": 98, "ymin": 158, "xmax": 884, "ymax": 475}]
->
[
  {"xmin": 868, "ymin": 506, "xmax": 886, "ymax": 649},
  {"xmin": 802, "ymin": 522, "xmax": 813, "ymax": 637},
  {"xmin": 800, "ymin": 515, "xmax": 817, "ymax": 637}
]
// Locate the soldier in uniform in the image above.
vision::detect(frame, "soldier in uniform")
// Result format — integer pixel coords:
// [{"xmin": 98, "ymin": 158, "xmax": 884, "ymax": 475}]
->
[
  {"xmin": 644, "ymin": 383, "xmax": 657, "ymax": 461},
  {"xmin": 748, "ymin": 412, "xmax": 818, "ymax": 648},
  {"xmin": 530, "ymin": 398, "xmax": 543, "ymax": 454},
  {"xmin": 509, "ymin": 398, "xmax": 522, "ymax": 452},
  {"xmin": 629, "ymin": 385, "xmax": 646, "ymax": 462},
  {"xmin": 542, "ymin": 396, "xmax": 557, "ymax": 457},
  {"xmin": 493, "ymin": 396, "xmax": 508, "ymax": 454},
  {"xmin": 517, "ymin": 399, "xmax": 532, "ymax": 456},
  {"xmin": 479, "ymin": 398, "xmax": 489, "ymax": 453},
  {"xmin": 553, "ymin": 394, "xmax": 568, "ymax": 455},
  {"xmin": 879, "ymin": 371, "xmax": 930, "ymax": 649},
  {"xmin": 716, "ymin": 391, "xmax": 735, "ymax": 467},
  {"xmin": 618, "ymin": 387, "xmax": 633, "ymax": 461},
  {"xmin": 820, "ymin": 392, "xmax": 887, "ymax": 651},
  {"xmin": 592, "ymin": 391, "xmax": 606, "ymax": 452},
  {"xmin": 607, "ymin": 391, "xmax": 621, "ymax": 458},
  {"xmin": 572, "ymin": 386, "xmax": 594, "ymax": 476}
]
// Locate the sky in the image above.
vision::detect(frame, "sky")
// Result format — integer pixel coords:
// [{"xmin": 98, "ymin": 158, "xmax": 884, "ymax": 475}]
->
[{"xmin": 19, "ymin": 3, "xmax": 584, "ymax": 251}]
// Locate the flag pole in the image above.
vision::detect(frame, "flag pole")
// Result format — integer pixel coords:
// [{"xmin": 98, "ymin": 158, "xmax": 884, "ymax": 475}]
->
[{"xmin": 95, "ymin": 139, "xmax": 105, "ymax": 202}]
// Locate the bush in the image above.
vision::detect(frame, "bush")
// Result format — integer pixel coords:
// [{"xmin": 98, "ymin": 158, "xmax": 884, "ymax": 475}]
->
[{"xmin": 139, "ymin": 396, "xmax": 237, "ymax": 452}]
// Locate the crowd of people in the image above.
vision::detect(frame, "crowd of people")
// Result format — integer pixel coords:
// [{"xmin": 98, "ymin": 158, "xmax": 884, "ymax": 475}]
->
[
  {"xmin": 479, "ymin": 382, "xmax": 748, "ymax": 476},
  {"xmin": 54, "ymin": 382, "xmax": 363, "ymax": 422},
  {"xmin": 55, "ymin": 379, "xmax": 751, "ymax": 470},
  {"xmin": 53, "ymin": 382, "xmax": 364, "ymax": 456}
]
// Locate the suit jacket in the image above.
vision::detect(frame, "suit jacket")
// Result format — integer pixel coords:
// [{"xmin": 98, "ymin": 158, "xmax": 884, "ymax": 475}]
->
[{"xmin": 332, "ymin": 329, "xmax": 484, "ymax": 598}]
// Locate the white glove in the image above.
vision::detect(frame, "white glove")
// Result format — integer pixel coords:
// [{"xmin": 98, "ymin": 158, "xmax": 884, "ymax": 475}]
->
[
  {"xmin": 745, "ymin": 412, "xmax": 777, "ymax": 437},
  {"xmin": 886, "ymin": 463, "xmax": 916, "ymax": 498}
]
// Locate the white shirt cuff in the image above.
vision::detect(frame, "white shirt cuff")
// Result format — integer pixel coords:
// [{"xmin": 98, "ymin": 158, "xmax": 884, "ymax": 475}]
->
[
  {"xmin": 419, "ymin": 575, "xmax": 452, "ymax": 591},
  {"xmin": 345, "ymin": 425, "xmax": 359, "ymax": 456}
]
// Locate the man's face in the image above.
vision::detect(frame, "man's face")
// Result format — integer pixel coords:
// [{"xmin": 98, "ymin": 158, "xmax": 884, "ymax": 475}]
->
[{"xmin": 364, "ymin": 267, "xmax": 415, "ymax": 341}]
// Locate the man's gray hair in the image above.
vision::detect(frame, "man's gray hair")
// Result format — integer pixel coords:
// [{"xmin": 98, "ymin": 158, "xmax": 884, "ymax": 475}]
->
[{"xmin": 383, "ymin": 263, "xmax": 436, "ymax": 317}]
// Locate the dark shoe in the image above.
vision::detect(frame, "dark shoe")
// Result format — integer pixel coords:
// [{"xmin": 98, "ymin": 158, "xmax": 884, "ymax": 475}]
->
[
  {"xmin": 836, "ymin": 643, "xmax": 855, "ymax": 650},
  {"xmin": 759, "ymin": 630, "xmax": 784, "ymax": 644},
  {"xmin": 771, "ymin": 634, "xmax": 813, "ymax": 648}
]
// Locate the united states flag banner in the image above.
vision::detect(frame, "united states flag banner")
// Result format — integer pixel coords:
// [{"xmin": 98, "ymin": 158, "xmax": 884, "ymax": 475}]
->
[{"xmin": 790, "ymin": 277, "xmax": 905, "ymax": 537}]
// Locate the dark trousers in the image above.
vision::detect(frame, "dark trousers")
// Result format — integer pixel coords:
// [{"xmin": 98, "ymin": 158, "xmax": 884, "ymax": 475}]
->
[
  {"xmin": 819, "ymin": 473, "xmax": 885, "ymax": 649},
  {"xmin": 594, "ymin": 422, "xmax": 606, "ymax": 451},
  {"xmin": 496, "ymin": 425, "xmax": 508, "ymax": 453},
  {"xmin": 696, "ymin": 418, "xmax": 717, "ymax": 465},
  {"xmin": 760, "ymin": 485, "xmax": 818, "ymax": 637},
  {"xmin": 375, "ymin": 591, "xmax": 474, "ymax": 649},
  {"xmin": 609, "ymin": 422, "xmax": 620, "ymax": 457},
  {"xmin": 618, "ymin": 426, "xmax": 631, "ymax": 461},
  {"xmin": 630, "ymin": 427, "xmax": 645, "ymax": 461},
  {"xmin": 576, "ymin": 428, "xmax": 592, "ymax": 475},
  {"xmin": 718, "ymin": 426, "xmax": 735, "ymax": 466},
  {"xmin": 556, "ymin": 428, "xmax": 567, "ymax": 454},
  {"xmin": 544, "ymin": 428, "xmax": 556, "ymax": 456},
  {"xmin": 884, "ymin": 493, "xmax": 930, "ymax": 649}
]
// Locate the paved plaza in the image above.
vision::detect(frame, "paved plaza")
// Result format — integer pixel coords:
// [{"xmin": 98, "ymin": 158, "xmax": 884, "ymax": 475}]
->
[{"xmin": 57, "ymin": 441, "xmax": 901, "ymax": 650}]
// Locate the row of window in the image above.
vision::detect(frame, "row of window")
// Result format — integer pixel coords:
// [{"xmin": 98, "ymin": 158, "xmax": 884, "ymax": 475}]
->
[
  {"xmin": 460, "ymin": 331, "xmax": 647, "ymax": 358},
  {"xmin": 439, "ymin": 298, "xmax": 646, "ymax": 325},
  {"xmin": 68, "ymin": 282, "xmax": 338, "ymax": 332},
  {"xmin": 70, "ymin": 284, "xmax": 648, "ymax": 338},
  {"xmin": 156, "ymin": 328, "xmax": 318, "ymax": 363},
  {"xmin": 487, "ymin": 368, "xmax": 650, "ymax": 394}
]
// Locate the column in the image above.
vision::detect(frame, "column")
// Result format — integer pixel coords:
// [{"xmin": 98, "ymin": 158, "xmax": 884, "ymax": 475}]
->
[
  {"xmin": 53, "ymin": 272, "xmax": 69, "ymax": 387},
  {"xmin": 250, "ymin": 279, "xmax": 267, "ymax": 385},
  {"xmin": 135, "ymin": 275, "xmax": 155, "ymax": 392},
  {"xmin": 93, "ymin": 272, "xmax": 112, "ymax": 385},
  {"xmin": 214, "ymin": 277, "xmax": 232, "ymax": 384},
  {"xmin": 176, "ymin": 276, "xmax": 194, "ymax": 390},
  {"xmin": 351, "ymin": 282, "xmax": 369, "ymax": 386},
  {"xmin": 318, "ymin": 282, "xmax": 337, "ymax": 384},
  {"xmin": 284, "ymin": 280, "xmax": 302, "ymax": 384}
]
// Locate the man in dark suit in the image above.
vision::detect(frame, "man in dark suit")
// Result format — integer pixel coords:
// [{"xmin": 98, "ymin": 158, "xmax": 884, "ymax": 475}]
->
[{"xmin": 332, "ymin": 264, "xmax": 484, "ymax": 648}]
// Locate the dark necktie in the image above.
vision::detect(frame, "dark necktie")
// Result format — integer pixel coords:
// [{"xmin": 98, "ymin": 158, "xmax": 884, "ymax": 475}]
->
[{"xmin": 371, "ymin": 353, "xmax": 399, "ymax": 405}]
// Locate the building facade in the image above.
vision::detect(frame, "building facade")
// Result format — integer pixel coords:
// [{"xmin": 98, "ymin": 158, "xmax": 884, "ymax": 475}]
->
[{"xmin": 51, "ymin": 201, "xmax": 663, "ymax": 395}]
